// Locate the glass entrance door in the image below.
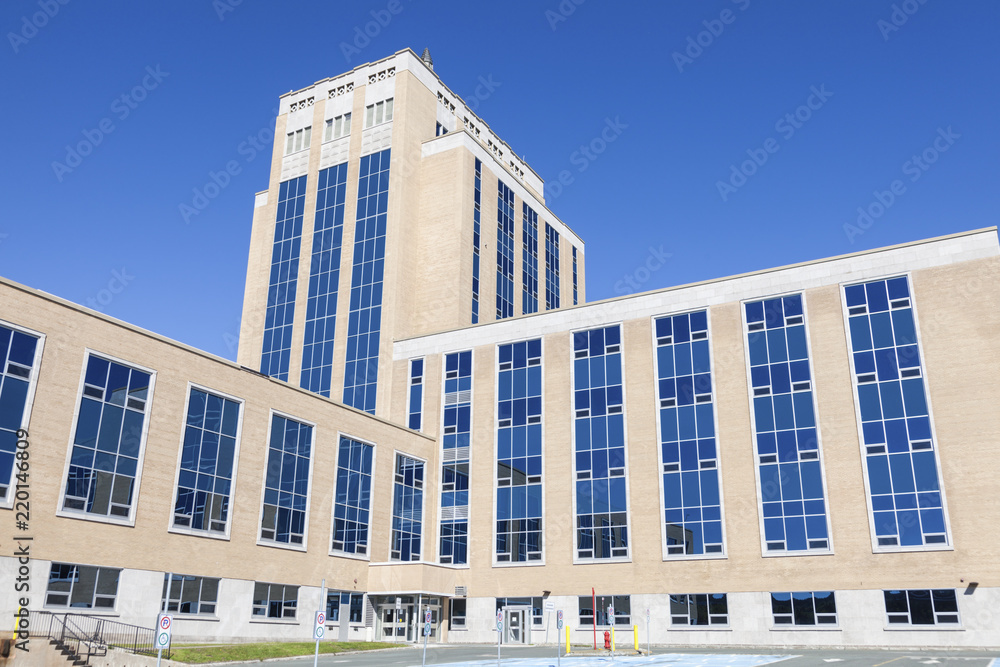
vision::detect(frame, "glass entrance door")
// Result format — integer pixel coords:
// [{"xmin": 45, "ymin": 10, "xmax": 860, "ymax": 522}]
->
[
  {"xmin": 505, "ymin": 608, "xmax": 525, "ymax": 644},
  {"xmin": 378, "ymin": 605, "xmax": 408, "ymax": 640}
]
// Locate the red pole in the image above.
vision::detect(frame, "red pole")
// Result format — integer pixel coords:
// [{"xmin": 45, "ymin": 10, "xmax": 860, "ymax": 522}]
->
[{"xmin": 592, "ymin": 587, "xmax": 597, "ymax": 650}]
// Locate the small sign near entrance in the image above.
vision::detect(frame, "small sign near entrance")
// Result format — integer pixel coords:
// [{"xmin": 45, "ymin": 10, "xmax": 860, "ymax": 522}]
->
[
  {"xmin": 425, "ymin": 609, "xmax": 432, "ymax": 623},
  {"xmin": 424, "ymin": 622, "xmax": 431, "ymax": 637},
  {"xmin": 395, "ymin": 597, "xmax": 402, "ymax": 611},
  {"xmin": 646, "ymin": 607, "xmax": 651, "ymax": 622},
  {"xmin": 544, "ymin": 600, "xmax": 554, "ymax": 612},
  {"xmin": 556, "ymin": 610, "xmax": 564, "ymax": 630},
  {"xmin": 156, "ymin": 614, "xmax": 172, "ymax": 647},
  {"xmin": 313, "ymin": 611, "xmax": 325, "ymax": 640}
]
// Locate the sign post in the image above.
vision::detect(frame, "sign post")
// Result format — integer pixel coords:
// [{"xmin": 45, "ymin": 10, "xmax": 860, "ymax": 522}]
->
[
  {"xmin": 422, "ymin": 609, "xmax": 431, "ymax": 667},
  {"xmin": 496, "ymin": 609, "xmax": 503, "ymax": 666},
  {"xmin": 556, "ymin": 610, "xmax": 564, "ymax": 666},
  {"xmin": 646, "ymin": 607, "xmax": 651, "ymax": 656},
  {"xmin": 314, "ymin": 578, "xmax": 326, "ymax": 667},
  {"xmin": 155, "ymin": 614, "xmax": 172, "ymax": 667}
]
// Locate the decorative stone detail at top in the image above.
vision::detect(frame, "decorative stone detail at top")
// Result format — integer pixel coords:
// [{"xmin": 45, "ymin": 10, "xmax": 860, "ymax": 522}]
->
[
  {"xmin": 289, "ymin": 97, "xmax": 314, "ymax": 112},
  {"xmin": 438, "ymin": 92, "xmax": 456, "ymax": 114},
  {"xmin": 368, "ymin": 66, "xmax": 395, "ymax": 85},
  {"xmin": 328, "ymin": 82, "xmax": 355, "ymax": 98}
]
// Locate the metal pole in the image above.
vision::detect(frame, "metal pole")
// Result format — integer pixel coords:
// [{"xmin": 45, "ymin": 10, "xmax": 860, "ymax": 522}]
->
[
  {"xmin": 156, "ymin": 647, "xmax": 162, "ymax": 667},
  {"xmin": 314, "ymin": 578, "xmax": 325, "ymax": 667},
  {"xmin": 646, "ymin": 613, "xmax": 650, "ymax": 656},
  {"xmin": 591, "ymin": 588, "xmax": 596, "ymax": 650},
  {"xmin": 422, "ymin": 614, "xmax": 428, "ymax": 667}
]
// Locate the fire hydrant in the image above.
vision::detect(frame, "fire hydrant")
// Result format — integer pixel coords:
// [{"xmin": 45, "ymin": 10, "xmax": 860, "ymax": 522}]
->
[{"xmin": 603, "ymin": 630, "xmax": 611, "ymax": 649}]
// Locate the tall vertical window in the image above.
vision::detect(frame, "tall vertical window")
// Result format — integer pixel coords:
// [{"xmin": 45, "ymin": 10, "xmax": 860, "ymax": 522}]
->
[
  {"xmin": 301, "ymin": 162, "xmax": 348, "ymax": 396},
  {"xmin": 572, "ymin": 325, "xmax": 628, "ymax": 560},
  {"xmin": 259, "ymin": 414, "xmax": 313, "ymax": 546},
  {"xmin": 62, "ymin": 355, "xmax": 152, "ymax": 519},
  {"xmin": 332, "ymin": 436, "xmax": 374, "ymax": 555},
  {"xmin": 343, "ymin": 149, "xmax": 390, "ymax": 414},
  {"xmin": 496, "ymin": 181, "xmax": 515, "ymax": 320},
  {"xmin": 654, "ymin": 311, "xmax": 724, "ymax": 557},
  {"xmin": 843, "ymin": 276, "xmax": 948, "ymax": 548},
  {"xmin": 572, "ymin": 246, "xmax": 579, "ymax": 306},
  {"xmin": 544, "ymin": 223, "xmax": 560, "ymax": 310},
  {"xmin": 261, "ymin": 175, "xmax": 307, "ymax": 380},
  {"xmin": 391, "ymin": 454, "xmax": 424, "ymax": 561},
  {"xmin": 407, "ymin": 358, "xmax": 424, "ymax": 431},
  {"xmin": 440, "ymin": 351, "xmax": 472, "ymax": 565},
  {"xmin": 744, "ymin": 294, "xmax": 832, "ymax": 553},
  {"xmin": 471, "ymin": 159, "xmax": 482, "ymax": 324},
  {"xmin": 172, "ymin": 387, "xmax": 241, "ymax": 534},
  {"xmin": 496, "ymin": 339, "xmax": 543, "ymax": 563},
  {"xmin": 521, "ymin": 204, "xmax": 539, "ymax": 315},
  {"xmin": 0, "ymin": 323, "xmax": 41, "ymax": 504}
]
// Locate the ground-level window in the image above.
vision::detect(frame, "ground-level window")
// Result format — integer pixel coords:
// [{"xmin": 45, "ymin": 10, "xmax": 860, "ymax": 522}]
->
[
  {"xmin": 578, "ymin": 595, "xmax": 630, "ymax": 626},
  {"xmin": 161, "ymin": 573, "xmax": 219, "ymax": 615},
  {"xmin": 252, "ymin": 583, "xmax": 298, "ymax": 619},
  {"xmin": 771, "ymin": 591, "xmax": 837, "ymax": 626},
  {"xmin": 45, "ymin": 563, "xmax": 120, "ymax": 609},
  {"xmin": 670, "ymin": 593, "xmax": 729, "ymax": 626},
  {"xmin": 885, "ymin": 589, "xmax": 959, "ymax": 626},
  {"xmin": 450, "ymin": 599, "xmax": 466, "ymax": 629},
  {"xmin": 325, "ymin": 591, "xmax": 365, "ymax": 623}
]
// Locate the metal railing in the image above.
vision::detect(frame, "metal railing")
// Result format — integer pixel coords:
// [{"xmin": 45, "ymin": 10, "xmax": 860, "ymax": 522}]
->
[{"xmin": 31, "ymin": 610, "xmax": 169, "ymax": 665}]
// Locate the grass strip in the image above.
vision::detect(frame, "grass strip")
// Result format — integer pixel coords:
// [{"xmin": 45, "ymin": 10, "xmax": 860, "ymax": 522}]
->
[{"xmin": 168, "ymin": 641, "xmax": 398, "ymax": 664}]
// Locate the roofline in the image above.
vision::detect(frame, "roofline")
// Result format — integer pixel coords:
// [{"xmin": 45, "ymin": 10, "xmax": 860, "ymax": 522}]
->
[
  {"xmin": 0, "ymin": 275, "xmax": 434, "ymax": 442},
  {"xmin": 394, "ymin": 226, "xmax": 999, "ymax": 344}
]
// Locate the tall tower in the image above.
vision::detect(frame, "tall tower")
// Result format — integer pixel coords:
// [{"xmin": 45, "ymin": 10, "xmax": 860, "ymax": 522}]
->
[{"xmin": 237, "ymin": 48, "xmax": 585, "ymax": 418}]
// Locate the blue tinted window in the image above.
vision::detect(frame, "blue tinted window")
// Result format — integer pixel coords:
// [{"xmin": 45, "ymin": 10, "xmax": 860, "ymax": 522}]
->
[
  {"xmin": 572, "ymin": 246, "xmax": 579, "ymax": 306},
  {"xmin": 300, "ymin": 163, "xmax": 348, "ymax": 397},
  {"xmin": 62, "ymin": 355, "xmax": 152, "ymax": 519},
  {"xmin": 0, "ymin": 324, "xmax": 40, "ymax": 502},
  {"xmin": 655, "ymin": 311, "xmax": 724, "ymax": 557},
  {"xmin": 573, "ymin": 325, "xmax": 628, "ymax": 559},
  {"xmin": 332, "ymin": 435, "xmax": 373, "ymax": 554},
  {"xmin": 545, "ymin": 223, "xmax": 561, "ymax": 310},
  {"xmin": 173, "ymin": 388, "xmax": 241, "ymax": 533},
  {"xmin": 744, "ymin": 294, "xmax": 831, "ymax": 553},
  {"xmin": 496, "ymin": 181, "xmax": 515, "ymax": 320},
  {"xmin": 407, "ymin": 358, "xmax": 424, "ymax": 431},
  {"xmin": 343, "ymin": 149, "xmax": 390, "ymax": 414},
  {"xmin": 844, "ymin": 276, "xmax": 948, "ymax": 548},
  {"xmin": 260, "ymin": 415, "xmax": 312, "ymax": 545},
  {"xmin": 261, "ymin": 175, "xmax": 307, "ymax": 380},
  {"xmin": 471, "ymin": 159, "xmax": 482, "ymax": 324},
  {"xmin": 496, "ymin": 339, "xmax": 543, "ymax": 562},
  {"xmin": 391, "ymin": 454, "xmax": 423, "ymax": 561},
  {"xmin": 440, "ymin": 350, "xmax": 472, "ymax": 564},
  {"xmin": 522, "ymin": 204, "xmax": 539, "ymax": 315}
]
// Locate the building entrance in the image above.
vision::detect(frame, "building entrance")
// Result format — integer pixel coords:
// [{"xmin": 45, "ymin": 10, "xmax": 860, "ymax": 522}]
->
[
  {"xmin": 503, "ymin": 606, "xmax": 530, "ymax": 644},
  {"xmin": 373, "ymin": 595, "xmax": 442, "ymax": 643}
]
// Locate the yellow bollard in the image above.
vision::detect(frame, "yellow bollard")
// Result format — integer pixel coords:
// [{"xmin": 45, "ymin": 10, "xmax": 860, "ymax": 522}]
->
[
  {"xmin": 633, "ymin": 624, "xmax": 638, "ymax": 651},
  {"xmin": 611, "ymin": 626, "xmax": 615, "ymax": 652},
  {"xmin": 565, "ymin": 625, "xmax": 570, "ymax": 654}
]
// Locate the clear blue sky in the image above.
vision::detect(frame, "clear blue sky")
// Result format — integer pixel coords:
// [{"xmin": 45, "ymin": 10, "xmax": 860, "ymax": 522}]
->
[{"xmin": 2, "ymin": 1, "xmax": 997, "ymax": 359}]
